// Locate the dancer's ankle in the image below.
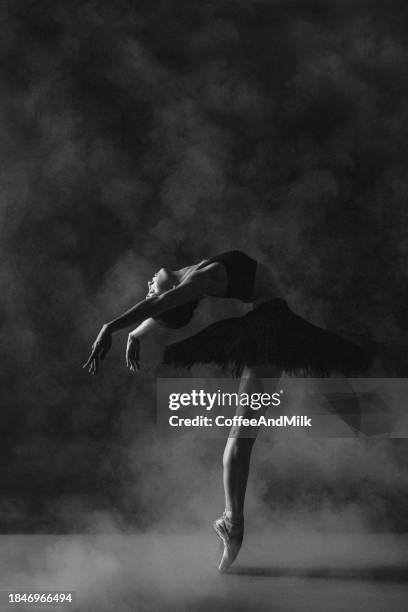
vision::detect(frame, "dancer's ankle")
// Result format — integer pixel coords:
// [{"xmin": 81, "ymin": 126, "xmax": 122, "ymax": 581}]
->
[{"xmin": 224, "ymin": 510, "xmax": 244, "ymax": 527}]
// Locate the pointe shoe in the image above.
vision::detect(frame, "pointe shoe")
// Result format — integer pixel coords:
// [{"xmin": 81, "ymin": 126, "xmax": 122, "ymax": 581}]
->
[{"xmin": 213, "ymin": 512, "xmax": 244, "ymax": 573}]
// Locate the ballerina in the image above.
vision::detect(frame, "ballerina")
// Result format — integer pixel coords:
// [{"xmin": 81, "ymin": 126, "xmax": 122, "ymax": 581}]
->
[{"xmin": 84, "ymin": 250, "xmax": 371, "ymax": 572}]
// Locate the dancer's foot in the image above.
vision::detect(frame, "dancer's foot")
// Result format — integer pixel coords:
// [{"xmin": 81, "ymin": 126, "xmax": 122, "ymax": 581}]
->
[{"xmin": 213, "ymin": 512, "xmax": 244, "ymax": 573}]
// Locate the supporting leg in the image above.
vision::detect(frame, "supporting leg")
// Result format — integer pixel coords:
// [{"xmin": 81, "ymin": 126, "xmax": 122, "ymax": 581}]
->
[
  {"xmin": 215, "ymin": 366, "xmax": 281, "ymax": 572},
  {"xmin": 223, "ymin": 436, "xmax": 255, "ymax": 516}
]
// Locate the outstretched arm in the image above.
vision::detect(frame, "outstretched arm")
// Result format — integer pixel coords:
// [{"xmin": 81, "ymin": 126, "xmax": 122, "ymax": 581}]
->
[
  {"xmin": 83, "ymin": 266, "xmax": 219, "ymax": 375},
  {"xmin": 129, "ymin": 317, "xmax": 158, "ymax": 339}
]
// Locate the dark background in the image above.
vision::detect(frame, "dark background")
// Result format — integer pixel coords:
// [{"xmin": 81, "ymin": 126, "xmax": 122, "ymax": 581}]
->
[{"xmin": 1, "ymin": 0, "xmax": 407, "ymax": 533}]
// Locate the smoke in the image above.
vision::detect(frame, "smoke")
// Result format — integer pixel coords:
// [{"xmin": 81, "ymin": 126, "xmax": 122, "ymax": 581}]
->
[
  {"xmin": 1, "ymin": 0, "xmax": 408, "ymax": 547},
  {"xmin": 0, "ymin": 531, "xmax": 407, "ymax": 611}
]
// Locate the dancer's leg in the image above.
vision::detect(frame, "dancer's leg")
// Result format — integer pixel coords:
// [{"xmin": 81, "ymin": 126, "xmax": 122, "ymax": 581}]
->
[
  {"xmin": 223, "ymin": 436, "xmax": 254, "ymax": 516},
  {"xmin": 215, "ymin": 365, "xmax": 281, "ymax": 572},
  {"xmin": 223, "ymin": 365, "xmax": 281, "ymax": 515}
]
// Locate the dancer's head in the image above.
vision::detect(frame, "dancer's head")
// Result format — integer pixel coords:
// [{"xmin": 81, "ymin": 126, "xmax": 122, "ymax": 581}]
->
[
  {"xmin": 146, "ymin": 267, "xmax": 175, "ymax": 298},
  {"xmin": 147, "ymin": 267, "xmax": 198, "ymax": 329}
]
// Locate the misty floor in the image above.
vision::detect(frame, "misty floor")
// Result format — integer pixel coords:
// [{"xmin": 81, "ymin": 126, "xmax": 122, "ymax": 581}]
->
[{"xmin": 1, "ymin": 532, "xmax": 408, "ymax": 612}]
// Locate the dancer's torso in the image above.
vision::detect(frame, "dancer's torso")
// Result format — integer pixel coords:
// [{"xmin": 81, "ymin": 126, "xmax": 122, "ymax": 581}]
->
[{"xmin": 193, "ymin": 250, "xmax": 283, "ymax": 304}]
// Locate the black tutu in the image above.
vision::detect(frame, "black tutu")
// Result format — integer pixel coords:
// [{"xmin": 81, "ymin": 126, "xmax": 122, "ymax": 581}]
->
[{"xmin": 163, "ymin": 299, "xmax": 372, "ymax": 377}]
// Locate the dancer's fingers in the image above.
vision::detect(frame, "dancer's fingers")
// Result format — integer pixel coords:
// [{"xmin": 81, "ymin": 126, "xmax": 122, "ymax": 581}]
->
[
  {"xmin": 83, "ymin": 351, "xmax": 94, "ymax": 368},
  {"xmin": 89, "ymin": 357, "xmax": 98, "ymax": 375}
]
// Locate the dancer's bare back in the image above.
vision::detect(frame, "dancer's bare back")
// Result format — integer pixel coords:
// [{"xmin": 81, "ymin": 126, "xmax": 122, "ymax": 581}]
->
[{"xmin": 179, "ymin": 257, "xmax": 283, "ymax": 305}]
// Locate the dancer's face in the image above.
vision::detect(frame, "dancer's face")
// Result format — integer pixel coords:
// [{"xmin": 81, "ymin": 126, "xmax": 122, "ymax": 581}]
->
[{"xmin": 146, "ymin": 268, "xmax": 176, "ymax": 298}]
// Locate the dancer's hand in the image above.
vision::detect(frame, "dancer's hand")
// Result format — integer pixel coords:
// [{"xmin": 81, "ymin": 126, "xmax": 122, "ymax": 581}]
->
[
  {"xmin": 126, "ymin": 334, "xmax": 140, "ymax": 372},
  {"xmin": 83, "ymin": 325, "xmax": 112, "ymax": 375}
]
